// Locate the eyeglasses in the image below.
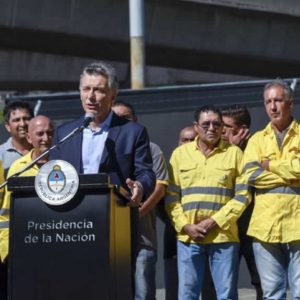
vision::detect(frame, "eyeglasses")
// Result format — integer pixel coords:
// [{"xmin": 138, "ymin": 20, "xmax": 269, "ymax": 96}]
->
[{"xmin": 198, "ymin": 121, "xmax": 222, "ymax": 130}]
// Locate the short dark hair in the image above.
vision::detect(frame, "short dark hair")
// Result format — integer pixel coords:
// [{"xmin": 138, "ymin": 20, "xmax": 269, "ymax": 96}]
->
[
  {"xmin": 264, "ymin": 79, "xmax": 294, "ymax": 101},
  {"xmin": 113, "ymin": 101, "xmax": 136, "ymax": 118},
  {"xmin": 4, "ymin": 100, "xmax": 34, "ymax": 123},
  {"xmin": 221, "ymin": 104, "xmax": 251, "ymax": 128},
  {"xmin": 194, "ymin": 105, "xmax": 222, "ymax": 122},
  {"xmin": 112, "ymin": 100, "xmax": 138, "ymax": 122},
  {"xmin": 79, "ymin": 61, "xmax": 119, "ymax": 92}
]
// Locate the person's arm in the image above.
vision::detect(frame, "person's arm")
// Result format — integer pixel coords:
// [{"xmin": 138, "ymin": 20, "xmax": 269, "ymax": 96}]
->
[
  {"xmin": 0, "ymin": 161, "xmax": 4, "ymax": 207},
  {"xmin": 182, "ymin": 220, "xmax": 216, "ymax": 241},
  {"xmin": 242, "ymin": 133, "xmax": 288, "ymax": 189},
  {"xmin": 0, "ymin": 161, "xmax": 16, "ymax": 262},
  {"xmin": 210, "ymin": 173, "xmax": 250, "ymax": 231},
  {"xmin": 129, "ymin": 126, "xmax": 156, "ymax": 202},
  {"xmin": 165, "ymin": 150, "xmax": 189, "ymax": 234},
  {"xmin": 139, "ymin": 183, "xmax": 167, "ymax": 218},
  {"xmin": 204, "ymin": 149, "xmax": 250, "ymax": 231},
  {"xmin": 0, "ymin": 162, "xmax": 17, "ymax": 223},
  {"xmin": 139, "ymin": 143, "xmax": 168, "ymax": 217},
  {"xmin": 261, "ymin": 158, "xmax": 300, "ymax": 181}
]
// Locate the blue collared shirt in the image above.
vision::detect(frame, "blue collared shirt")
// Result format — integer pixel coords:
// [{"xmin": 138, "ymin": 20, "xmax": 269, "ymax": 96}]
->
[{"xmin": 82, "ymin": 111, "xmax": 113, "ymax": 174}]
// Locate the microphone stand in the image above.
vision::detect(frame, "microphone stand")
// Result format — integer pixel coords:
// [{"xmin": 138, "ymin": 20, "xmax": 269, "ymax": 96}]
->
[{"xmin": 0, "ymin": 123, "xmax": 88, "ymax": 190}]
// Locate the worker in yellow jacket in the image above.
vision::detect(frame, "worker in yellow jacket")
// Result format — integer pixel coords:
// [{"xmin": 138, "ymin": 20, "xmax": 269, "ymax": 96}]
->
[
  {"xmin": 166, "ymin": 105, "xmax": 249, "ymax": 300},
  {"xmin": 243, "ymin": 79, "xmax": 300, "ymax": 299},
  {"xmin": 0, "ymin": 116, "xmax": 54, "ymax": 262},
  {"xmin": 0, "ymin": 160, "xmax": 5, "ymax": 219}
]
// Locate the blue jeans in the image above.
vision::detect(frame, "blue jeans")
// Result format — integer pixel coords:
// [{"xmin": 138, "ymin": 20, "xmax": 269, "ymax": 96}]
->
[
  {"xmin": 135, "ymin": 247, "xmax": 157, "ymax": 300},
  {"xmin": 253, "ymin": 240, "xmax": 300, "ymax": 300},
  {"xmin": 164, "ymin": 257, "xmax": 178, "ymax": 300},
  {"xmin": 177, "ymin": 241, "xmax": 239, "ymax": 300}
]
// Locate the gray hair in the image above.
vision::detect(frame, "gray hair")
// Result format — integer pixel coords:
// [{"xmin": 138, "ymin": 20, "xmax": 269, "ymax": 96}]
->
[
  {"xmin": 79, "ymin": 61, "xmax": 119, "ymax": 92},
  {"xmin": 264, "ymin": 79, "xmax": 294, "ymax": 101}
]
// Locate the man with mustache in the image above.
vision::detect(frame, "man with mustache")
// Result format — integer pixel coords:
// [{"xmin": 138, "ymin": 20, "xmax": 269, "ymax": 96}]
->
[{"xmin": 166, "ymin": 105, "xmax": 249, "ymax": 300}]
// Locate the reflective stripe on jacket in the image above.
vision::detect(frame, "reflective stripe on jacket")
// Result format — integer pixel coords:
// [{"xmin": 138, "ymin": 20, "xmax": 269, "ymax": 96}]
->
[
  {"xmin": 0, "ymin": 150, "xmax": 39, "ymax": 261},
  {"xmin": 166, "ymin": 138, "xmax": 249, "ymax": 244},
  {"xmin": 243, "ymin": 120, "xmax": 300, "ymax": 243}
]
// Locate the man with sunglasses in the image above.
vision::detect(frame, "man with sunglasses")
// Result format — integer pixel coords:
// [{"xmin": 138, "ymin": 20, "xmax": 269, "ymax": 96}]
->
[
  {"xmin": 202, "ymin": 105, "xmax": 262, "ymax": 300},
  {"xmin": 166, "ymin": 105, "xmax": 249, "ymax": 300}
]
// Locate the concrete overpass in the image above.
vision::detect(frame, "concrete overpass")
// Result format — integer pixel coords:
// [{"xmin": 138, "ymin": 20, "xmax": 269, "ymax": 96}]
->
[{"xmin": 1, "ymin": 0, "xmax": 300, "ymax": 91}]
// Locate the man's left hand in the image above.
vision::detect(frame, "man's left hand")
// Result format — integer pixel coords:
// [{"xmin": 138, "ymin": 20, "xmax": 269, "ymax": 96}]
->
[
  {"xmin": 261, "ymin": 159, "xmax": 270, "ymax": 171},
  {"xmin": 126, "ymin": 178, "xmax": 143, "ymax": 207},
  {"xmin": 197, "ymin": 218, "xmax": 217, "ymax": 235}
]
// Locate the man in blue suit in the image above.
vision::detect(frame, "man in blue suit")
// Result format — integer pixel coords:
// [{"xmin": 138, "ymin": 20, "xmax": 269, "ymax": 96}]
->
[
  {"xmin": 49, "ymin": 62, "xmax": 156, "ymax": 296},
  {"xmin": 49, "ymin": 61, "xmax": 155, "ymax": 205}
]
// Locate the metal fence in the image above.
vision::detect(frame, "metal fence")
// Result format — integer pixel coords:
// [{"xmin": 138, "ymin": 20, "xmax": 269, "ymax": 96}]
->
[{"xmin": 7, "ymin": 78, "xmax": 299, "ymax": 121}]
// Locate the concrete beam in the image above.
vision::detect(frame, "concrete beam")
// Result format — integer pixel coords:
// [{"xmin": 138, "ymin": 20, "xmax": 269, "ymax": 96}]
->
[
  {"xmin": 182, "ymin": 0, "xmax": 300, "ymax": 17},
  {"xmin": 0, "ymin": 48, "xmax": 258, "ymax": 91},
  {"xmin": 0, "ymin": 0, "xmax": 300, "ymax": 90}
]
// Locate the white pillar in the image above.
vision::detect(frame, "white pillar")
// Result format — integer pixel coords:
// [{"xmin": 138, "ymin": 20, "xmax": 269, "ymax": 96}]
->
[{"xmin": 129, "ymin": 0, "xmax": 145, "ymax": 89}]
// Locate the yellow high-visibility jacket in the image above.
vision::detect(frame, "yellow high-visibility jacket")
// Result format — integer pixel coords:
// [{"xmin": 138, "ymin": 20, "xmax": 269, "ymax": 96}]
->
[
  {"xmin": 243, "ymin": 120, "xmax": 300, "ymax": 243},
  {"xmin": 0, "ymin": 161, "xmax": 4, "ymax": 212},
  {"xmin": 0, "ymin": 150, "xmax": 39, "ymax": 261},
  {"xmin": 166, "ymin": 138, "xmax": 249, "ymax": 244}
]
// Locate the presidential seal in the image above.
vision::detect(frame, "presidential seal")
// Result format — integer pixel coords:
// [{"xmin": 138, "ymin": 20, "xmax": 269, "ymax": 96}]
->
[
  {"xmin": 35, "ymin": 160, "xmax": 79, "ymax": 206},
  {"xmin": 48, "ymin": 165, "xmax": 66, "ymax": 193}
]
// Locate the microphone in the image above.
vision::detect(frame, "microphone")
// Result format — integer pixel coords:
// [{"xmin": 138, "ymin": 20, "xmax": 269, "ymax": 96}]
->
[{"xmin": 82, "ymin": 112, "xmax": 95, "ymax": 128}]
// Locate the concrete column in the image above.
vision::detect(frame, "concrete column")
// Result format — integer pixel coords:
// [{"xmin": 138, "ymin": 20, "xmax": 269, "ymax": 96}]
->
[{"xmin": 129, "ymin": 0, "xmax": 145, "ymax": 89}]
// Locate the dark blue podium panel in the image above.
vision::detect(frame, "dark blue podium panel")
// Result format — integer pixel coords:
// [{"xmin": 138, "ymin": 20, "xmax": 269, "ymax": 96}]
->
[{"xmin": 8, "ymin": 175, "xmax": 132, "ymax": 300}]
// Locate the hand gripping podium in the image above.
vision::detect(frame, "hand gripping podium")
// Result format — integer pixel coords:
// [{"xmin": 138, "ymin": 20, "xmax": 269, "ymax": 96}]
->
[{"xmin": 7, "ymin": 174, "xmax": 132, "ymax": 300}]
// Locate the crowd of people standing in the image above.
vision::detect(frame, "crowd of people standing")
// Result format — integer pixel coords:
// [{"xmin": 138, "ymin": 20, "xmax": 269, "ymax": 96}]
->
[{"xmin": 0, "ymin": 61, "xmax": 298, "ymax": 300}]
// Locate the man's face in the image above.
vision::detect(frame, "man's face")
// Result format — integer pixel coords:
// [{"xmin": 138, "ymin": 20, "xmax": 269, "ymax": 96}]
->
[
  {"xmin": 194, "ymin": 111, "xmax": 223, "ymax": 147},
  {"xmin": 112, "ymin": 105, "xmax": 136, "ymax": 122},
  {"xmin": 178, "ymin": 128, "xmax": 197, "ymax": 146},
  {"xmin": 27, "ymin": 118, "xmax": 54, "ymax": 155},
  {"xmin": 5, "ymin": 109, "xmax": 32, "ymax": 141},
  {"xmin": 264, "ymin": 85, "xmax": 293, "ymax": 130},
  {"xmin": 221, "ymin": 116, "xmax": 239, "ymax": 142},
  {"xmin": 79, "ymin": 74, "xmax": 116, "ymax": 121}
]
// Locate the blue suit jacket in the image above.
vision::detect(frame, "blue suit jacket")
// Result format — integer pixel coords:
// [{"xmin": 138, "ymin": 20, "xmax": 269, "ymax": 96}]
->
[{"xmin": 49, "ymin": 112, "xmax": 155, "ymax": 198}]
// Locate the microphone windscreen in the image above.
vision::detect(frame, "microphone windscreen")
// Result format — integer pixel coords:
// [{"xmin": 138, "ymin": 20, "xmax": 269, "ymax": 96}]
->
[{"xmin": 83, "ymin": 112, "xmax": 95, "ymax": 127}]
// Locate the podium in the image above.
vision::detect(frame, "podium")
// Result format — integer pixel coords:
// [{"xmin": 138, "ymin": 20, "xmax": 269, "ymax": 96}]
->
[{"xmin": 7, "ymin": 174, "xmax": 132, "ymax": 300}]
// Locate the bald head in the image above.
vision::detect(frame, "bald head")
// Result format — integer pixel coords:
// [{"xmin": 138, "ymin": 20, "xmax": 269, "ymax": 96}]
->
[
  {"xmin": 178, "ymin": 126, "xmax": 197, "ymax": 146},
  {"xmin": 27, "ymin": 115, "xmax": 54, "ymax": 156}
]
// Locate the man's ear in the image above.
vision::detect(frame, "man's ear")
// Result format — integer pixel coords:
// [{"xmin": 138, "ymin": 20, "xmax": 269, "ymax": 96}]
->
[
  {"xmin": 193, "ymin": 122, "xmax": 200, "ymax": 134},
  {"xmin": 26, "ymin": 133, "xmax": 32, "ymax": 145},
  {"xmin": 4, "ymin": 122, "xmax": 11, "ymax": 133},
  {"xmin": 111, "ymin": 91, "xmax": 117, "ymax": 104}
]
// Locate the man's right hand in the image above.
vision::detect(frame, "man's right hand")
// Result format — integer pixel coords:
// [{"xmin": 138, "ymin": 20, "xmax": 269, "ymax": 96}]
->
[
  {"xmin": 228, "ymin": 127, "xmax": 250, "ymax": 148},
  {"xmin": 125, "ymin": 178, "xmax": 143, "ymax": 207},
  {"xmin": 182, "ymin": 224, "xmax": 207, "ymax": 241}
]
